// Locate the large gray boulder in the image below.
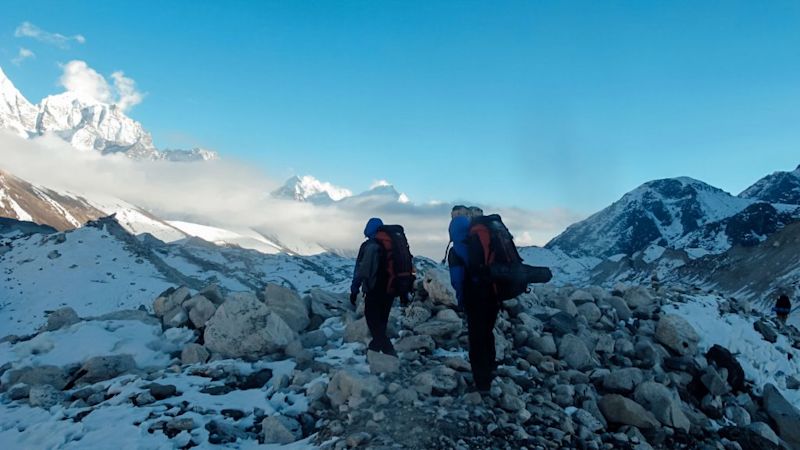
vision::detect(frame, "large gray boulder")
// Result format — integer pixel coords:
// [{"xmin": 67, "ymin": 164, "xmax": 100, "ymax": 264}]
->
[
  {"xmin": 4, "ymin": 365, "xmax": 67, "ymax": 390},
  {"xmin": 153, "ymin": 286, "xmax": 191, "ymax": 317},
  {"xmin": 624, "ymin": 286, "xmax": 655, "ymax": 310},
  {"xmin": 181, "ymin": 343, "xmax": 210, "ymax": 365},
  {"xmin": 367, "ymin": 350, "xmax": 400, "ymax": 374},
  {"xmin": 655, "ymin": 314, "xmax": 699, "ymax": 355},
  {"xmin": 183, "ymin": 295, "xmax": 217, "ymax": 329},
  {"xmin": 558, "ymin": 334, "xmax": 596, "ymax": 370},
  {"xmin": 634, "ymin": 381, "xmax": 691, "ymax": 432},
  {"xmin": 343, "ymin": 317, "xmax": 370, "ymax": 344},
  {"xmin": 422, "ymin": 269, "xmax": 457, "ymax": 306},
  {"xmin": 602, "ymin": 296, "xmax": 632, "ymax": 321},
  {"xmin": 204, "ymin": 295, "xmax": 297, "ymax": 359},
  {"xmin": 78, "ymin": 355, "xmax": 137, "ymax": 384},
  {"xmin": 307, "ymin": 289, "xmax": 349, "ymax": 319},
  {"xmin": 326, "ymin": 369, "xmax": 384, "ymax": 408},
  {"xmin": 413, "ymin": 318, "xmax": 462, "ymax": 338},
  {"xmin": 762, "ymin": 383, "xmax": 800, "ymax": 449},
  {"xmin": 261, "ymin": 415, "xmax": 302, "ymax": 444},
  {"xmin": 603, "ymin": 368, "xmax": 644, "ymax": 394},
  {"xmin": 42, "ymin": 307, "xmax": 80, "ymax": 332},
  {"xmin": 263, "ymin": 284, "xmax": 310, "ymax": 333},
  {"xmin": 599, "ymin": 394, "xmax": 660, "ymax": 430}
]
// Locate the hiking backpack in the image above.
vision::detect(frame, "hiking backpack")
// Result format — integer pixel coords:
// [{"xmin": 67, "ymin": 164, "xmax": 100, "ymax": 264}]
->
[
  {"xmin": 468, "ymin": 214, "xmax": 552, "ymax": 301},
  {"xmin": 374, "ymin": 225, "xmax": 416, "ymax": 296}
]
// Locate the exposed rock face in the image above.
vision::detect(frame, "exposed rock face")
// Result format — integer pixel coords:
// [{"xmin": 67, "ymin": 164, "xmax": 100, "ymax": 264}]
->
[{"xmin": 204, "ymin": 296, "xmax": 297, "ymax": 359}]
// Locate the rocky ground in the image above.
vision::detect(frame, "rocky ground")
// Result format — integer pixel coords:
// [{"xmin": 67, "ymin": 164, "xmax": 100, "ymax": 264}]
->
[{"xmin": 1, "ymin": 271, "xmax": 800, "ymax": 449}]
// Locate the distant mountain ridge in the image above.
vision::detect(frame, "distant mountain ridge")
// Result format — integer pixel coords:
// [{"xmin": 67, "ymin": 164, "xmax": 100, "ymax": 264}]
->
[
  {"xmin": 272, "ymin": 176, "xmax": 409, "ymax": 205},
  {"xmin": 546, "ymin": 174, "xmax": 800, "ymax": 260},
  {"xmin": 0, "ymin": 66, "xmax": 216, "ymax": 161}
]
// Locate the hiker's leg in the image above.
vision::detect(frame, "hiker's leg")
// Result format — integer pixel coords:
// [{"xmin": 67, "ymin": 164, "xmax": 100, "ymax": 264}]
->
[
  {"xmin": 379, "ymin": 294, "xmax": 395, "ymax": 354},
  {"xmin": 364, "ymin": 293, "xmax": 384, "ymax": 352},
  {"xmin": 485, "ymin": 299, "xmax": 500, "ymax": 375},
  {"xmin": 465, "ymin": 293, "xmax": 491, "ymax": 390}
]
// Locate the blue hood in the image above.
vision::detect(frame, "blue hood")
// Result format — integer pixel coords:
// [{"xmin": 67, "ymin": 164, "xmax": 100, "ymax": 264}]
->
[
  {"xmin": 364, "ymin": 217, "xmax": 384, "ymax": 238},
  {"xmin": 448, "ymin": 216, "xmax": 470, "ymax": 242}
]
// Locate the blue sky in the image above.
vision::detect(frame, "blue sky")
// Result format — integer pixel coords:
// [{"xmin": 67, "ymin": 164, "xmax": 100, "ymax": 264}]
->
[{"xmin": 2, "ymin": 0, "xmax": 800, "ymax": 215}]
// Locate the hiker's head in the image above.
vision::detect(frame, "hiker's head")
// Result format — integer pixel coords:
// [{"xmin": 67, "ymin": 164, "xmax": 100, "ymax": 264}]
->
[
  {"xmin": 449, "ymin": 216, "xmax": 470, "ymax": 241},
  {"xmin": 468, "ymin": 206, "xmax": 484, "ymax": 218},
  {"xmin": 364, "ymin": 217, "xmax": 383, "ymax": 238},
  {"xmin": 451, "ymin": 205, "xmax": 469, "ymax": 219}
]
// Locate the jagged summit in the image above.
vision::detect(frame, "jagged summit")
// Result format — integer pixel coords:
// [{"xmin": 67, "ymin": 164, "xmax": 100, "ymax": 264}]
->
[
  {"xmin": 0, "ymin": 66, "xmax": 217, "ymax": 162},
  {"xmin": 546, "ymin": 176, "xmax": 794, "ymax": 259},
  {"xmin": 739, "ymin": 163, "xmax": 800, "ymax": 205}
]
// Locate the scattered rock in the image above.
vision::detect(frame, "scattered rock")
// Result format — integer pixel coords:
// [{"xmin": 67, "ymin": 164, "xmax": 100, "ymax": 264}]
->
[
  {"xmin": 42, "ymin": 307, "xmax": 80, "ymax": 332},
  {"xmin": 326, "ymin": 369, "xmax": 384, "ymax": 408},
  {"xmin": 263, "ymin": 284, "xmax": 310, "ymax": 333},
  {"xmin": 367, "ymin": 350, "xmax": 400, "ymax": 374},
  {"xmin": 4, "ymin": 365, "xmax": 67, "ymax": 390},
  {"xmin": 261, "ymin": 415, "xmax": 302, "ymax": 444},
  {"xmin": 343, "ymin": 317, "xmax": 370, "ymax": 344},
  {"xmin": 184, "ymin": 295, "xmax": 217, "ymax": 328},
  {"xmin": 181, "ymin": 343, "xmax": 210, "ymax": 365},
  {"xmin": 599, "ymin": 394, "xmax": 660, "ymax": 430},
  {"xmin": 204, "ymin": 296, "xmax": 297, "ymax": 359},
  {"xmin": 633, "ymin": 381, "xmax": 691, "ymax": 432},
  {"xmin": 28, "ymin": 385, "xmax": 63, "ymax": 409},
  {"xmin": 395, "ymin": 334, "xmax": 435, "ymax": 353},
  {"xmin": 762, "ymin": 383, "xmax": 800, "ymax": 449},
  {"xmin": 77, "ymin": 354, "xmax": 137, "ymax": 384},
  {"xmin": 603, "ymin": 368, "xmax": 644, "ymax": 393},
  {"xmin": 655, "ymin": 314, "xmax": 700, "ymax": 356},
  {"xmin": 144, "ymin": 383, "xmax": 178, "ymax": 400},
  {"xmin": 753, "ymin": 320, "xmax": 778, "ymax": 344},
  {"xmin": 558, "ymin": 334, "xmax": 595, "ymax": 370}
]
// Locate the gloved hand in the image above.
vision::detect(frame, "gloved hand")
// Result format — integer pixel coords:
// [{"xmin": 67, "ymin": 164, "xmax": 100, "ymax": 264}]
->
[{"xmin": 349, "ymin": 292, "xmax": 358, "ymax": 306}]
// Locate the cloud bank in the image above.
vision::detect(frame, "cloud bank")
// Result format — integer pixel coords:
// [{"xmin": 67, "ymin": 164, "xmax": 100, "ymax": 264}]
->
[
  {"xmin": 59, "ymin": 61, "xmax": 144, "ymax": 111},
  {"xmin": 0, "ymin": 132, "xmax": 581, "ymax": 258},
  {"xmin": 14, "ymin": 22, "xmax": 86, "ymax": 48}
]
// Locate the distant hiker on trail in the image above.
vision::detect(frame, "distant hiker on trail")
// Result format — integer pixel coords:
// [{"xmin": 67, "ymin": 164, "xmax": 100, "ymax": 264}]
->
[
  {"xmin": 447, "ymin": 209, "xmax": 552, "ymax": 392},
  {"xmin": 350, "ymin": 217, "xmax": 416, "ymax": 356},
  {"xmin": 774, "ymin": 294, "xmax": 791, "ymax": 325}
]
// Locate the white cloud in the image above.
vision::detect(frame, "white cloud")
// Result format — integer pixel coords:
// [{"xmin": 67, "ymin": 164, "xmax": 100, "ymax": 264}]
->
[
  {"xmin": 11, "ymin": 48, "xmax": 35, "ymax": 66},
  {"xmin": 59, "ymin": 60, "xmax": 112, "ymax": 103},
  {"xmin": 110, "ymin": 71, "xmax": 143, "ymax": 111},
  {"xmin": 59, "ymin": 61, "xmax": 144, "ymax": 112},
  {"xmin": 0, "ymin": 132, "xmax": 582, "ymax": 258},
  {"xmin": 14, "ymin": 21, "xmax": 86, "ymax": 48},
  {"xmin": 370, "ymin": 179, "xmax": 391, "ymax": 189}
]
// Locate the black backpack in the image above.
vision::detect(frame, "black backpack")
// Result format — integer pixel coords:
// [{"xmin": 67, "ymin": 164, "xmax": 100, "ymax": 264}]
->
[
  {"xmin": 374, "ymin": 225, "xmax": 416, "ymax": 296},
  {"xmin": 468, "ymin": 214, "xmax": 552, "ymax": 300}
]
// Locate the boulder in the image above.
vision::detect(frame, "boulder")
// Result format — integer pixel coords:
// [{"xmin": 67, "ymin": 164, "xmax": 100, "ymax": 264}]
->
[
  {"xmin": 367, "ymin": 350, "xmax": 400, "ymax": 374},
  {"xmin": 300, "ymin": 329, "xmax": 329, "ymax": 348},
  {"xmin": 307, "ymin": 289, "xmax": 349, "ymax": 319},
  {"xmin": 753, "ymin": 320, "xmax": 778, "ymax": 344},
  {"xmin": 422, "ymin": 269, "xmax": 457, "ymax": 306},
  {"xmin": 153, "ymin": 286, "xmax": 190, "ymax": 317},
  {"xmin": 547, "ymin": 312, "xmax": 578, "ymax": 336},
  {"xmin": 413, "ymin": 318, "xmax": 462, "ymax": 338},
  {"xmin": 261, "ymin": 415, "xmax": 302, "ymax": 444},
  {"xmin": 558, "ymin": 334, "xmax": 595, "ymax": 370},
  {"xmin": 624, "ymin": 286, "xmax": 655, "ymax": 310},
  {"xmin": 654, "ymin": 314, "xmax": 699, "ymax": 356},
  {"xmin": 184, "ymin": 295, "xmax": 217, "ymax": 328},
  {"xmin": 555, "ymin": 297, "xmax": 578, "ymax": 316},
  {"xmin": 4, "ymin": 365, "xmax": 67, "ymax": 390},
  {"xmin": 569, "ymin": 290, "xmax": 596, "ymax": 306},
  {"xmin": 577, "ymin": 303, "xmax": 602, "ymax": 323},
  {"xmin": 204, "ymin": 296, "xmax": 297, "ymax": 359},
  {"xmin": 29, "ymin": 385, "xmax": 63, "ymax": 409},
  {"xmin": 395, "ymin": 335, "xmax": 435, "ymax": 353},
  {"xmin": 401, "ymin": 306, "xmax": 432, "ymax": 328},
  {"xmin": 343, "ymin": 317, "xmax": 370, "ymax": 344},
  {"xmin": 633, "ymin": 381, "xmax": 690, "ymax": 432},
  {"xmin": 603, "ymin": 368, "xmax": 644, "ymax": 394},
  {"xmin": 199, "ymin": 284, "xmax": 225, "ymax": 305},
  {"xmin": 42, "ymin": 307, "xmax": 80, "ymax": 332},
  {"xmin": 413, "ymin": 366, "xmax": 458, "ymax": 395},
  {"xmin": 78, "ymin": 355, "xmax": 137, "ymax": 384},
  {"xmin": 263, "ymin": 284, "xmax": 310, "ymax": 333},
  {"xmin": 599, "ymin": 394, "xmax": 660, "ymax": 430},
  {"xmin": 326, "ymin": 369, "xmax": 384, "ymax": 408},
  {"xmin": 762, "ymin": 383, "xmax": 800, "ymax": 449},
  {"xmin": 747, "ymin": 422, "xmax": 781, "ymax": 447},
  {"xmin": 602, "ymin": 296, "xmax": 632, "ymax": 321},
  {"xmin": 530, "ymin": 334, "xmax": 557, "ymax": 355},
  {"xmin": 181, "ymin": 343, "xmax": 210, "ymax": 365}
]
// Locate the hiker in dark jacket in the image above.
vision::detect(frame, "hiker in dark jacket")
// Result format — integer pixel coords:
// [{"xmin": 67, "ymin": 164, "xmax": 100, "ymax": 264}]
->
[
  {"xmin": 350, "ymin": 217, "xmax": 397, "ymax": 355},
  {"xmin": 447, "ymin": 214, "xmax": 499, "ymax": 392},
  {"xmin": 774, "ymin": 294, "xmax": 792, "ymax": 325}
]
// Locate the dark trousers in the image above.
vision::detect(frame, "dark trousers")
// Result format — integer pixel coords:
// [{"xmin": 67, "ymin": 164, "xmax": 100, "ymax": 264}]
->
[
  {"xmin": 464, "ymin": 290, "xmax": 500, "ymax": 390},
  {"xmin": 365, "ymin": 292, "xmax": 395, "ymax": 354}
]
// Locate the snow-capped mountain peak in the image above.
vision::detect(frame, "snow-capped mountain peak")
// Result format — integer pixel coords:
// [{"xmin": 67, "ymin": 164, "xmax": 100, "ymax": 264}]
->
[
  {"xmin": 739, "ymin": 163, "xmax": 800, "ymax": 205},
  {"xmin": 0, "ymin": 65, "xmax": 217, "ymax": 162},
  {"xmin": 0, "ymin": 67, "xmax": 38, "ymax": 138},
  {"xmin": 272, "ymin": 175, "xmax": 352, "ymax": 202}
]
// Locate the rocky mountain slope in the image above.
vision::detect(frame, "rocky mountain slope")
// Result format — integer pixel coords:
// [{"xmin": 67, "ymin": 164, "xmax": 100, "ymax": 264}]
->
[
  {"xmin": 0, "ymin": 216, "xmax": 353, "ymax": 338},
  {"xmin": 0, "ymin": 66, "xmax": 216, "ymax": 161},
  {"xmin": 740, "ymin": 164, "xmax": 800, "ymax": 205},
  {"xmin": 1, "ymin": 268, "xmax": 798, "ymax": 449},
  {"xmin": 547, "ymin": 177, "xmax": 799, "ymax": 260}
]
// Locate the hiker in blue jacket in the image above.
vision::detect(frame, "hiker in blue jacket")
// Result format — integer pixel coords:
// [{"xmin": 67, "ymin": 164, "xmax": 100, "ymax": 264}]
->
[
  {"xmin": 447, "ymin": 213, "xmax": 500, "ymax": 392},
  {"xmin": 350, "ymin": 217, "xmax": 397, "ymax": 355}
]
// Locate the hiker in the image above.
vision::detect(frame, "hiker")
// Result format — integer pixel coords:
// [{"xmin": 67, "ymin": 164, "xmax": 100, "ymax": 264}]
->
[
  {"xmin": 451, "ymin": 204, "xmax": 470, "ymax": 219},
  {"xmin": 350, "ymin": 217, "xmax": 415, "ymax": 356},
  {"xmin": 774, "ymin": 294, "xmax": 791, "ymax": 325},
  {"xmin": 447, "ymin": 211, "xmax": 552, "ymax": 392}
]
